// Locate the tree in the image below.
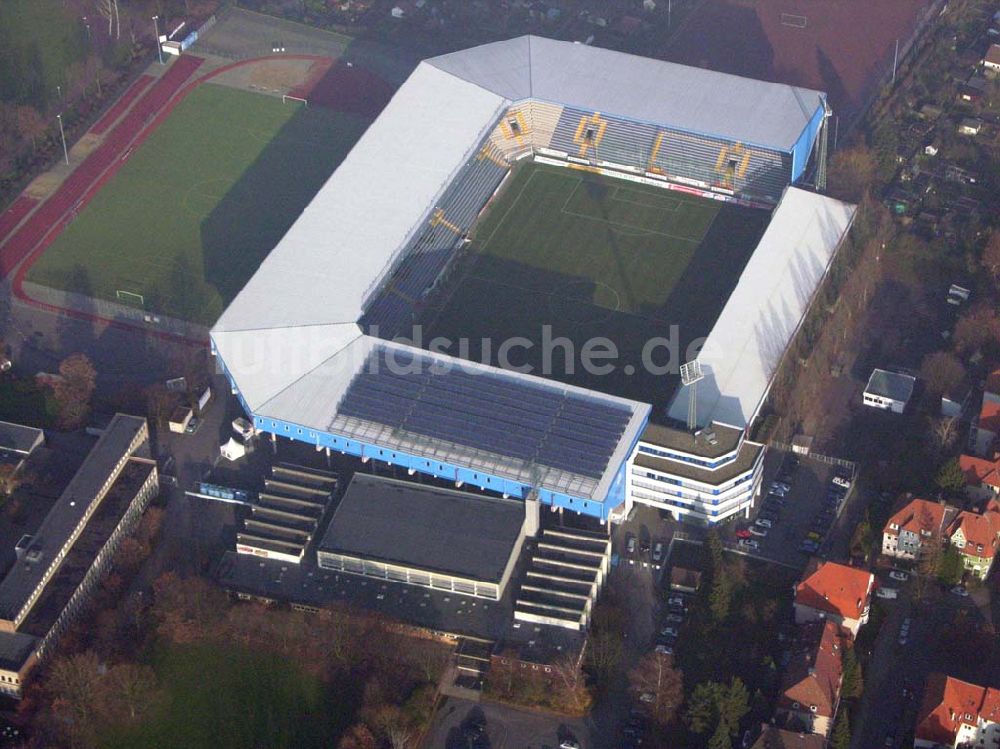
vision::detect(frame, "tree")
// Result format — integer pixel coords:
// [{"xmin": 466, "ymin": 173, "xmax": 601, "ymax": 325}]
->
[
  {"xmin": 685, "ymin": 678, "xmax": 748, "ymax": 737},
  {"xmin": 826, "ymin": 145, "xmax": 877, "ymax": 203},
  {"xmin": 0, "ymin": 464, "xmax": 23, "ymax": 497},
  {"xmin": 935, "ymin": 457, "xmax": 967, "ymax": 496},
  {"xmin": 871, "ymin": 121, "xmax": 900, "ymax": 176},
  {"xmin": 830, "ymin": 706, "xmax": 851, "ymax": 749},
  {"xmin": 953, "ymin": 302, "xmax": 1000, "ymax": 358},
  {"xmin": 937, "ymin": 544, "xmax": 965, "ymax": 586},
  {"xmin": 920, "ymin": 352, "xmax": 965, "ymax": 398},
  {"xmin": 841, "ymin": 645, "xmax": 863, "ymax": 700},
  {"xmin": 338, "ymin": 724, "xmax": 377, "ymax": 749},
  {"xmin": 53, "ymin": 353, "xmax": 97, "ymax": 428},
  {"xmin": 550, "ymin": 654, "xmax": 593, "ymax": 714},
  {"xmin": 706, "ymin": 530, "xmax": 733, "ymax": 621},
  {"xmin": 685, "ymin": 681, "xmax": 723, "ymax": 734},
  {"xmin": 103, "ymin": 663, "xmax": 160, "ymax": 723},
  {"xmin": 709, "ymin": 720, "xmax": 733, "ymax": 749},
  {"xmin": 628, "ymin": 651, "xmax": 683, "ymax": 726},
  {"xmin": 930, "ymin": 417, "xmax": 960, "ymax": 458},
  {"xmin": 983, "ymin": 230, "xmax": 1000, "ymax": 287},
  {"xmin": 15, "ymin": 105, "xmax": 45, "ymax": 151}
]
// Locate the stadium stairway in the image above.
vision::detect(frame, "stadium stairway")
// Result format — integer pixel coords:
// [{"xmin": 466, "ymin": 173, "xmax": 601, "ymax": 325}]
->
[
  {"xmin": 525, "ymin": 101, "xmax": 563, "ymax": 152},
  {"xmin": 513, "ymin": 527, "xmax": 610, "ymax": 631}
]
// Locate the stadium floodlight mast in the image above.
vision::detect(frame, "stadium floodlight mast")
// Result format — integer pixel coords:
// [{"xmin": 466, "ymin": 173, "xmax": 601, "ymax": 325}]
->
[
  {"xmin": 679, "ymin": 359, "xmax": 704, "ymax": 432},
  {"xmin": 56, "ymin": 113, "xmax": 68, "ymax": 166},
  {"xmin": 152, "ymin": 15, "xmax": 163, "ymax": 65}
]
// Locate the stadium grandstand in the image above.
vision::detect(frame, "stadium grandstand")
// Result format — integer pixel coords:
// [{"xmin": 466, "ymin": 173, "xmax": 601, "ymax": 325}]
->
[{"xmin": 212, "ymin": 36, "xmax": 856, "ymax": 526}]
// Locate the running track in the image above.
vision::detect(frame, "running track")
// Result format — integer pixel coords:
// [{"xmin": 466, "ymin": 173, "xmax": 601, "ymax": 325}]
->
[
  {"xmin": 0, "ymin": 53, "xmax": 369, "ymax": 344},
  {"xmin": 91, "ymin": 74, "xmax": 155, "ymax": 135},
  {"xmin": 0, "ymin": 55, "xmax": 204, "ymax": 278},
  {"xmin": 0, "ymin": 196, "xmax": 38, "ymax": 246}
]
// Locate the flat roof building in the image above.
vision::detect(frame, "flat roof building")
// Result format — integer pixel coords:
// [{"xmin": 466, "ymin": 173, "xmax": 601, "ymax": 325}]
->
[
  {"xmin": 0, "ymin": 415, "xmax": 156, "ymax": 698},
  {"xmin": 0, "ymin": 421, "xmax": 44, "ymax": 459},
  {"xmin": 863, "ymin": 369, "xmax": 916, "ymax": 414},
  {"xmin": 317, "ymin": 474, "xmax": 530, "ymax": 601}
]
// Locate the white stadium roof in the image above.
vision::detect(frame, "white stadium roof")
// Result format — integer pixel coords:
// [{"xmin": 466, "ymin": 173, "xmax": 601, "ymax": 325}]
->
[
  {"xmin": 667, "ymin": 187, "xmax": 857, "ymax": 430},
  {"xmin": 211, "ymin": 36, "xmax": 844, "ymax": 505}
]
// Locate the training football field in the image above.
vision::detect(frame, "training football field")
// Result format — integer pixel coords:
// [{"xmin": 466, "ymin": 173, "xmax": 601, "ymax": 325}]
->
[
  {"xmin": 26, "ymin": 83, "xmax": 370, "ymax": 325},
  {"xmin": 421, "ymin": 163, "xmax": 770, "ymax": 406}
]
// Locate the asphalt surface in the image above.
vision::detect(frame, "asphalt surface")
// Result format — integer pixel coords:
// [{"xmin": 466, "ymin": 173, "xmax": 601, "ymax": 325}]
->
[{"xmin": 424, "ymin": 697, "xmax": 593, "ymax": 749}]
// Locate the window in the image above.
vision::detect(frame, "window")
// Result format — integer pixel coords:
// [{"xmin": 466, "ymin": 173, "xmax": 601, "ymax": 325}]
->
[
  {"xmin": 508, "ymin": 119, "xmax": 521, "ymax": 135},
  {"xmin": 584, "ymin": 127, "xmax": 595, "ymax": 141}
]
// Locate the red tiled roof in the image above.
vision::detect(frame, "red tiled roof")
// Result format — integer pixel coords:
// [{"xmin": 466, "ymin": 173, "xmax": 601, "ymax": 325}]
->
[
  {"xmin": 959, "ymin": 454, "xmax": 1000, "ymax": 489},
  {"xmin": 916, "ymin": 674, "xmax": 1000, "ymax": 745},
  {"xmin": 883, "ymin": 497, "xmax": 948, "ymax": 538},
  {"xmin": 778, "ymin": 620, "xmax": 845, "ymax": 718},
  {"xmin": 949, "ymin": 509, "xmax": 1000, "ymax": 560},
  {"xmin": 795, "ymin": 561, "xmax": 873, "ymax": 620},
  {"xmin": 979, "ymin": 399, "xmax": 1000, "ymax": 435}
]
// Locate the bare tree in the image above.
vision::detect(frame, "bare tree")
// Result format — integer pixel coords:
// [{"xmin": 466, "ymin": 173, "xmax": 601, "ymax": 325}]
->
[
  {"xmin": 920, "ymin": 351, "xmax": 965, "ymax": 398},
  {"xmin": 984, "ymin": 230, "xmax": 1000, "ymax": 288},
  {"xmin": 15, "ymin": 105, "xmax": 45, "ymax": 151},
  {"xmin": 96, "ymin": 0, "xmax": 121, "ymax": 39},
  {"xmin": 930, "ymin": 416, "xmax": 959, "ymax": 458},
  {"xmin": 628, "ymin": 651, "xmax": 684, "ymax": 727},
  {"xmin": 54, "ymin": 353, "xmax": 97, "ymax": 428},
  {"xmin": 104, "ymin": 663, "xmax": 159, "ymax": 723},
  {"xmin": 550, "ymin": 654, "xmax": 593, "ymax": 714}
]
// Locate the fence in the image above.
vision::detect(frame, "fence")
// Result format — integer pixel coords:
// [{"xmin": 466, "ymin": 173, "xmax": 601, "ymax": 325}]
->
[{"xmin": 769, "ymin": 440, "xmax": 857, "ymax": 478}]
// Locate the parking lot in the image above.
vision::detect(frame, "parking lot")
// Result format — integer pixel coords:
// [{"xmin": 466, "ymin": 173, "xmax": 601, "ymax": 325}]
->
[{"xmin": 729, "ymin": 451, "xmax": 855, "ymax": 570}]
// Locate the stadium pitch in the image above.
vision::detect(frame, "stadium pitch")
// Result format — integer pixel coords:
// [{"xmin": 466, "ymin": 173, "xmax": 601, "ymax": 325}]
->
[
  {"xmin": 25, "ymin": 82, "xmax": 370, "ymax": 325},
  {"xmin": 420, "ymin": 163, "xmax": 770, "ymax": 407}
]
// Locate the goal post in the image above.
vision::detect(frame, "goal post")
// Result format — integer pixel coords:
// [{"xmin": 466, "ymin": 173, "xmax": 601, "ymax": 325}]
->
[
  {"xmin": 116, "ymin": 290, "xmax": 145, "ymax": 307},
  {"xmin": 282, "ymin": 94, "xmax": 308, "ymax": 107}
]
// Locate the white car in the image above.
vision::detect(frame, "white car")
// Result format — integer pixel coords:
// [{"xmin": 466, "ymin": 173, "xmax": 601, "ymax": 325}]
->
[
  {"xmin": 740, "ymin": 539, "xmax": 760, "ymax": 552},
  {"xmin": 749, "ymin": 526, "xmax": 768, "ymax": 537},
  {"xmin": 559, "ymin": 741, "xmax": 580, "ymax": 749},
  {"xmin": 889, "ymin": 570, "xmax": 909, "ymax": 582},
  {"xmin": 660, "ymin": 626, "xmax": 679, "ymax": 637},
  {"xmin": 755, "ymin": 518, "xmax": 773, "ymax": 529},
  {"xmin": 769, "ymin": 483, "xmax": 790, "ymax": 496},
  {"xmin": 667, "ymin": 595, "xmax": 686, "ymax": 607},
  {"xmin": 654, "ymin": 644, "xmax": 673, "ymax": 656},
  {"xmin": 950, "ymin": 586, "xmax": 969, "ymax": 597},
  {"xmin": 832, "ymin": 476, "xmax": 852, "ymax": 489}
]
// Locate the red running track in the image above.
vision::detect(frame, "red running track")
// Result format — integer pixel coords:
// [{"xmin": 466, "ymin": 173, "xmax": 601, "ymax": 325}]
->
[
  {"xmin": 91, "ymin": 74, "xmax": 154, "ymax": 135},
  {"xmin": 0, "ymin": 196, "xmax": 38, "ymax": 246},
  {"xmin": 0, "ymin": 55, "xmax": 204, "ymax": 279}
]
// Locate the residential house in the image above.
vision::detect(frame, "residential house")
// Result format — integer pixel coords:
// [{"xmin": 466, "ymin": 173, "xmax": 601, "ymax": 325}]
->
[
  {"xmin": 972, "ymin": 371, "xmax": 1000, "ymax": 457},
  {"xmin": 947, "ymin": 501, "xmax": 1000, "ymax": 579},
  {"xmin": 882, "ymin": 497, "xmax": 954, "ymax": 561},
  {"xmin": 776, "ymin": 620, "xmax": 846, "ymax": 737},
  {"xmin": 983, "ymin": 43, "xmax": 1000, "ymax": 74},
  {"xmin": 915, "ymin": 673, "xmax": 1000, "ymax": 748},
  {"xmin": 959, "ymin": 454, "xmax": 1000, "ymax": 500},
  {"xmin": 793, "ymin": 561, "xmax": 874, "ymax": 637},
  {"xmin": 958, "ymin": 118, "xmax": 983, "ymax": 136}
]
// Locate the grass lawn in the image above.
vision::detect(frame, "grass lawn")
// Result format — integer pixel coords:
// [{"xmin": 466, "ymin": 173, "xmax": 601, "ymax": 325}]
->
[
  {"xmin": 421, "ymin": 163, "xmax": 770, "ymax": 406},
  {"xmin": 27, "ymin": 83, "xmax": 370, "ymax": 325},
  {"xmin": 104, "ymin": 642, "xmax": 356, "ymax": 749},
  {"xmin": 0, "ymin": 0, "xmax": 86, "ymax": 109}
]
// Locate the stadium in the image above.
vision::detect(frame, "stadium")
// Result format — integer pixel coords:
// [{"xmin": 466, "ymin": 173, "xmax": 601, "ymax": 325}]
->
[{"xmin": 211, "ymin": 36, "xmax": 857, "ymax": 530}]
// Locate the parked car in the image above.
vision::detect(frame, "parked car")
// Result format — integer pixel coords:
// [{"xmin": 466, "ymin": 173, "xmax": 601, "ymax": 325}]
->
[
  {"xmin": 889, "ymin": 570, "xmax": 909, "ymax": 582},
  {"xmin": 876, "ymin": 587, "xmax": 898, "ymax": 600},
  {"xmin": 652, "ymin": 542, "xmax": 664, "ymax": 563},
  {"xmin": 184, "ymin": 416, "xmax": 200, "ymax": 434},
  {"xmin": 667, "ymin": 594, "xmax": 686, "ymax": 607},
  {"xmin": 898, "ymin": 618, "xmax": 911, "ymax": 646},
  {"xmin": 739, "ymin": 539, "xmax": 760, "ymax": 552},
  {"xmin": 654, "ymin": 644, "xmax": 673, "ymax": 656},
  {"xmin": 664, "ymin": 613, "xmax": 684, "ymax": 624},
  {"xmin": 735, "ymin": 529, "xmax": 752, "ymax": 539},
  {"xmin": 806, "ymin": 531, "xmax": 822, "ymax": 542},
  {"xmin": 832, "ymin": 476, "xmax": 852, "ymax": 489},
  {"xmin": 627, "ymin": 536, "xmax": 636, "ymax": 555},
  {"xmin": 770, "ymin": 483, "xmax": 790, "ymax": 496},
  {"xmin": 660, "ymin": 626, "xmax": 679, "ymax": 637},
  {"xmin": 755, "ymin": 518, "xmax": 773, "ymax": 529},
  {"xmin": 799, "ymin": 539, "xmax": 820, "ymax": 554},
  {"xmin": 749, "ymin": 526, "xmax": 768, "ymax": 537},
  {"xmin": 950, "ymin": 586, "xmax": 969, "ymax": 597}
]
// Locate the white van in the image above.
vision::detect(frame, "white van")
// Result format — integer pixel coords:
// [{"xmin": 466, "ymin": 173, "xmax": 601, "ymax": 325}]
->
[{"xmin": 875, "ymin": 587, "xmax": 898, "ymax": 600}]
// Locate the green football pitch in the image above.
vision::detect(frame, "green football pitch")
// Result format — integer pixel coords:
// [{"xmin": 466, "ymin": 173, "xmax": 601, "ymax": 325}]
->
[
  {"xmin": 26, "ymin": 83, "xmax": 371, "ymax": 325},
  {"xmin": 420, "ymin": 163, "xmax": 770, "ymax": 406}
]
